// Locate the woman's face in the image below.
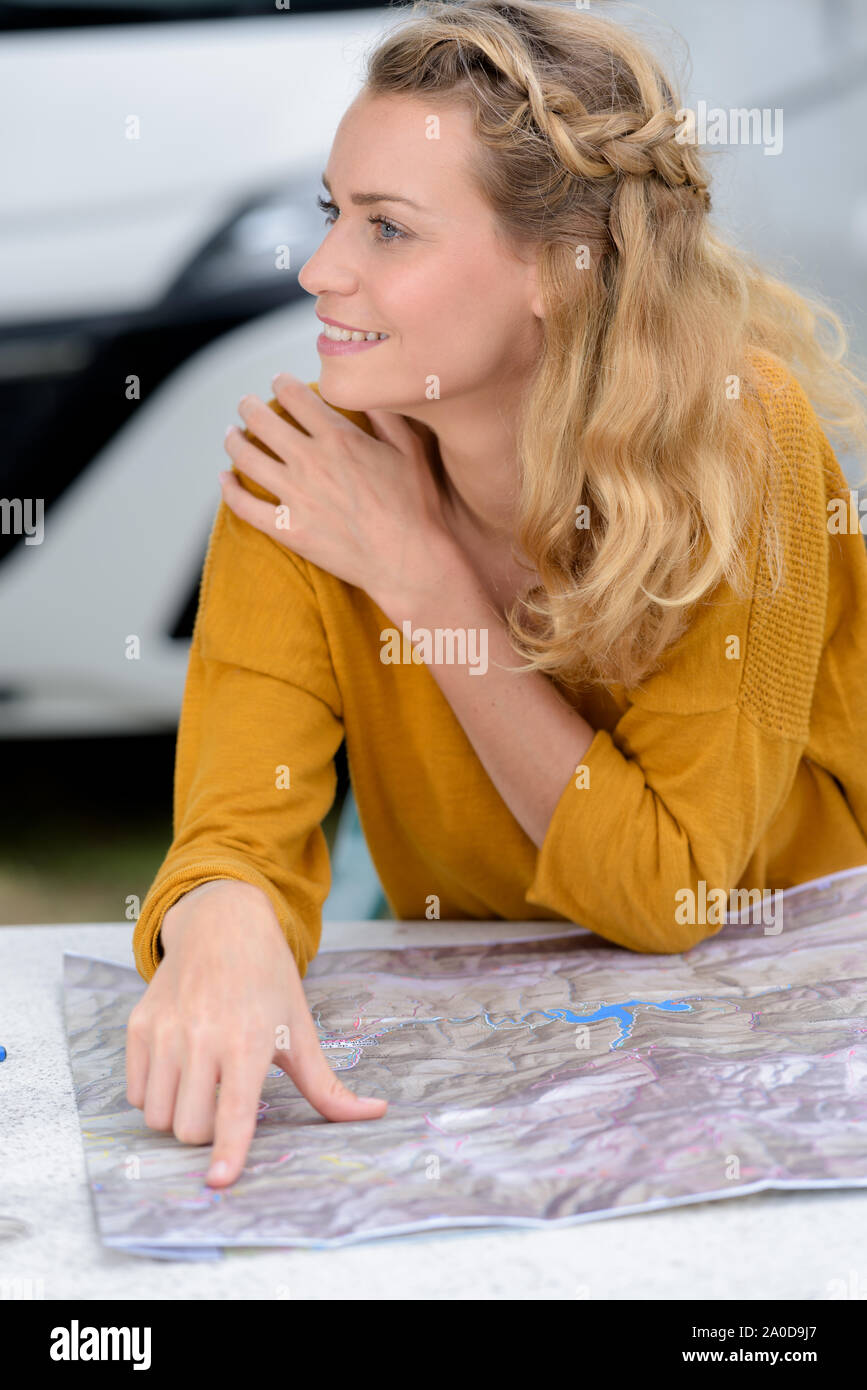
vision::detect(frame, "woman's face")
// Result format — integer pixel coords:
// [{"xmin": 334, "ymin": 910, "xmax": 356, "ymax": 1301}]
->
[{"xmin": 298, "ymin": 91, "xmax": 544, "ymax": 414}]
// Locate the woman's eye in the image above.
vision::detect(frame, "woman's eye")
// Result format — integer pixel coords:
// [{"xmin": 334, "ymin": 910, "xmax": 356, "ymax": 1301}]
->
[{"xmin": 315, "ymin": 195, "xmax": 407, "ymax": 246}]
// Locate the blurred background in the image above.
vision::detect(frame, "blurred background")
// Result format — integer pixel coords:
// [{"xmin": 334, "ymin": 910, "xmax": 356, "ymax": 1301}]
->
[{"xmin": 1, "ymin": 0, "xmax": 865, "ymax": 927}]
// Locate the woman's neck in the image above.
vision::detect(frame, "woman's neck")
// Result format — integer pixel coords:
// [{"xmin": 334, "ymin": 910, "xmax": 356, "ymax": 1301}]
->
[{"xmin": 407, "ymin": 400, "xmax": 522, "ymax": 543}]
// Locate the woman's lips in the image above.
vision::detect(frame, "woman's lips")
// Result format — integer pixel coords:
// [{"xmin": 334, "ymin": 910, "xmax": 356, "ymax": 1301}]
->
[{"xmin": 317, "ymin": 331, "xmax": 390, "ymax": 356}]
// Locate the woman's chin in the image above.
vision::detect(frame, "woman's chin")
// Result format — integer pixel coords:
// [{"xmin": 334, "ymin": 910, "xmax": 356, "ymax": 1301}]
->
[{"xmin": 316, "ymin": 373, "xmax": 377, "ymax": 410}]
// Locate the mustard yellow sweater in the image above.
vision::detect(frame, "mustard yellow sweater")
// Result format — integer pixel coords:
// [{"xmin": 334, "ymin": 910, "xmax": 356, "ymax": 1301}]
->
[{"xmin": 134, "ymin": 354, "xmax": 867, "ymax": 982}]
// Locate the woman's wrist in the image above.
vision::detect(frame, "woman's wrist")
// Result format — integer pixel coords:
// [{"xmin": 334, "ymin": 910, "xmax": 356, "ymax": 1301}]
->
[
  {"xmin": 158, "ymin": 879, "xmax": 266, "ymax": 953},
  {"xmin": 369, "ymin": 532, "xmax": 479, "ymax": 628}
]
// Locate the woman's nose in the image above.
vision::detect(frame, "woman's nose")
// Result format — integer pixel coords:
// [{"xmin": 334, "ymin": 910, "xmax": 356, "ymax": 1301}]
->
[{"xmin": 298, "ymin": 243, "xmax": 357, "ymax": 297}]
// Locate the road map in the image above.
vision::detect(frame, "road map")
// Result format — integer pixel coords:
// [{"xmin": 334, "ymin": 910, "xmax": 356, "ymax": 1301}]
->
[{"xmin": 63, "ymin": 866, "xmax": 867, "ymax": 1257}]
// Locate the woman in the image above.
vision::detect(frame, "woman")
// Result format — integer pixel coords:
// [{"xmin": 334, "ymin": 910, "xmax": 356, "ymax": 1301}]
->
[{"xmin": 129, "ymin": 0, "xmax": 867, "ymax": 1188}]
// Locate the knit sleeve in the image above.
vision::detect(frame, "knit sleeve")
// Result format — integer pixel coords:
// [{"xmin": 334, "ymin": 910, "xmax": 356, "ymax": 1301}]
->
[
  {"xmin": 132, "ymin": 436, "xmax": 344, "ymax": 984},
  {"xmin": 524, "ymin": 706, "xmax": 805, "ymax": 954},
  {"xmin": 525, "ymin": 359, "xmax": 832, "ymax": 954}
]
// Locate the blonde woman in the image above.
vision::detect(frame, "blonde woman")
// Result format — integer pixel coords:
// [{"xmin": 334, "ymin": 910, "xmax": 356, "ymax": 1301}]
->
[{"xmin": 129, "ymin": 0, "xmax": 867, "ymax": 1188}]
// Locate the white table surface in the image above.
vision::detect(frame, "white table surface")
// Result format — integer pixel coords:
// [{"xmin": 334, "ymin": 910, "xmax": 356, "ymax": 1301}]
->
[{"xmin": 1, "ymin": 917, "xmax": 864, "ymax": 1301}]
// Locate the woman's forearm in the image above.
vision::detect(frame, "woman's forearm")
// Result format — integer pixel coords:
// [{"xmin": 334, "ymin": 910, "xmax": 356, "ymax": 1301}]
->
[{"xmin": 372, "ymin": 552, "xmax": 596, "ymax": 848}]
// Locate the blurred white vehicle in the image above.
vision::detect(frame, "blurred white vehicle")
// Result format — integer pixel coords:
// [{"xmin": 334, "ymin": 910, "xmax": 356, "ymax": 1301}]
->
[
  {"xmin": 0, "ymin": 0, "xmax": 391, "ymax": 737},
  {"xmin": 0, "ymin": 0, "xmax": 864, "ymax": 744}
]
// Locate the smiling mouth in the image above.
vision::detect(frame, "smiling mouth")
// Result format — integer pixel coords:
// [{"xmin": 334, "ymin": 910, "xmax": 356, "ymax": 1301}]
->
[{"xmin": 320, "ymin": 321, "xmax": 389, "ymax": 342}]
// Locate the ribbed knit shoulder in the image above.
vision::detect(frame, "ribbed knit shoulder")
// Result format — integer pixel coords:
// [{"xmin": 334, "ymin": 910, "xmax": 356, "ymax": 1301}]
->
[
  {"xmin": 737, "ymin": 351, "xmax": 837, "ymax": 742},
  {"xmin": 611, "ymin": 350, "xmax": 844, "ymax": 731}
]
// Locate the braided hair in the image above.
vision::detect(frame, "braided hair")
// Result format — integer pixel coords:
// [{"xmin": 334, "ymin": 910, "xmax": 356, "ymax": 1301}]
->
[{"xmin": 362, "ymin": 0, "xmax": 867, "ymax": 691}]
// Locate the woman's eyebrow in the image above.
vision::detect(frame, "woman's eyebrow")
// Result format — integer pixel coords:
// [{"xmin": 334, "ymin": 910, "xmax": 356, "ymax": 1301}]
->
[{"xmin": 320, "ymin": 171, "xmax": 429, "ymax": 212}]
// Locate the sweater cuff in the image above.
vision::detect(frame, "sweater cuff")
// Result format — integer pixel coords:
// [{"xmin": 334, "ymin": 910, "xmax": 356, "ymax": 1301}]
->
[
  {"xmin": 525, "ymin": 726, "xmax": 622, "ymax": 924},
  {"xmin": 524, "ymin": 723, "xmax": 734, "ymax": 954},
  {"xmin": 132, "ymin": 858, "xmax": 314, "ymax": 984}
]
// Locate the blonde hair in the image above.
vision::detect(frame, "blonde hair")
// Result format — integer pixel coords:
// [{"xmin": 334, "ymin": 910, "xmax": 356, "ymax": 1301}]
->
[{"xmin": 363, "ymin": 0, "xmax": 867, "ymax": 692}]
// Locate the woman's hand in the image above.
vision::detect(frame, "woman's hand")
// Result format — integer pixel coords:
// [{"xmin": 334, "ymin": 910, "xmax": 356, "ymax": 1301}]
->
[
  {"xmin": 219, "ymin": 374, "xmax": 459, "ymax": 612},
  {"xmin": 125, "ymin": 879, "xmax": 387, "ymax": 1188}
]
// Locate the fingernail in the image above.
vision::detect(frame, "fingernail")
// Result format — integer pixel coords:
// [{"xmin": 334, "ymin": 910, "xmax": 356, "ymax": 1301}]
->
[
  {"xmin": 271, "ymin": 373, "xmax": 283, "ymax": 389},
  {"xmin": 224, "ymin": 424, "xmax": 235, "ymax": 439},
  {"xmin": 207, "ymin": 1160, "xmax": 229, "ymax": 1183}
]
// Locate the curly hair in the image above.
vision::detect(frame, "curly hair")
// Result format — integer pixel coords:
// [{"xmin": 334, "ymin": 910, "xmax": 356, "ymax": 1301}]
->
[{"xmin": 362, "ymin": 0, "xmax": 867, "ymax": 691}]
